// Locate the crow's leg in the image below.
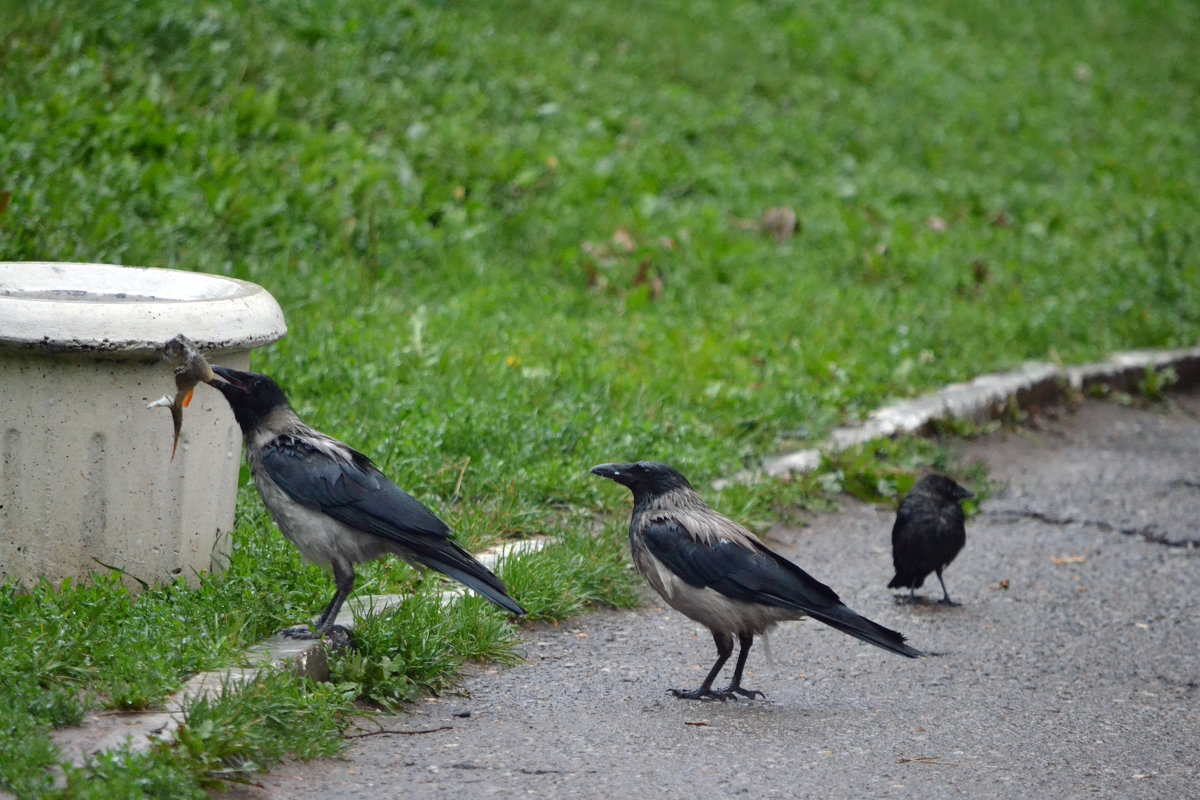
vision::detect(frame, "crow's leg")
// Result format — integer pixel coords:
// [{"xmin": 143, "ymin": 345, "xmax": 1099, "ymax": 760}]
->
[
  {"xmin": 283, "ymin": 561, "xmax": 356, "ymax": 640},
  {"xmin": 314, "ymin": 560, "xmax": 356, "ymax": 634},
  {"xmin": 892, "ymin": 584, "xmax": 918, "ymax": 605},
  {"xmin": 935, "ymin": 568, "xmax": 959, "ymax": 606},
  {"xmin": 717, "ymin": 632, "xmax": 765, "ymax": 700},
  {"xmin": 671, "ymin": 631, "xmax": 733, "ymax": 700}
]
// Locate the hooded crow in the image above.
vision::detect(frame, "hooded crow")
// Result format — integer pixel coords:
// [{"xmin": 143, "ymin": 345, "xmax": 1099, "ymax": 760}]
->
[
  {"xmin": 591, "ymin": 461, "xmax": 920, "ymax": 700},
  {"xmin": 888, "ymin": 473, "xmax": 974, "ymax": 605},
  {"xmin": 208, "ymin": 366, "xmax": 525, "ymax": 638}
]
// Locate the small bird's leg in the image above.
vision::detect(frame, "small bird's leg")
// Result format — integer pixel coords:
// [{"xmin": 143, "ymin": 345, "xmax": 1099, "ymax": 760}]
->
[
  {"xmin": 718, "ymin": 632, "xmax": 765, "ymax": 700},
  {"xmin": 935, "ymin": 569, "xmax": 959, "ymax": 606},
  {"xmin": 671, "ymin": 631, "xmax": 733, "ymax": 700},
  {"xmin": 284, "ymin": 561, "xmax": 355, "ymax": 640}
]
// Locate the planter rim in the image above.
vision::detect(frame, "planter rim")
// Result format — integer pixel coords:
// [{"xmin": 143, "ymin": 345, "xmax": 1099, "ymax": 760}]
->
[{"xmin": 0, "ymin": 262, "xmax": 286, "ymax": 357}]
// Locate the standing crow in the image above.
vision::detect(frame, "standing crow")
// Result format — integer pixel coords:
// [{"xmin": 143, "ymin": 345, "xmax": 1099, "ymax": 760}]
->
[
  {"xmin": 591, "ymin": 461, "xmax": 921, "ymax": 701},
  {"xmin": 888, "ymin": 474, "xmax": 974, "ymax": 605},
  {"xmin": 207, "ymin": 366, "xmax": 525, "ymax": 638}
]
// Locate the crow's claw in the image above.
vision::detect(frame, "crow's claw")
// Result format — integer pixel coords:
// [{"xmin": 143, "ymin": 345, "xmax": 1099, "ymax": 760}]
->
[
  {"xmin": 322, "ymin": 624, "xmax": 354, "ymax": 650},
  {"xmin": 282, "ymin": 623, "xmax": 353, "ymax": 649},
  {"xmin": 669, "ymin": 685, "xmax": 765, "ymax": 702},
  {"xmin": 281, "ymin": 624, "xmax": 319, "ymax": 640}
]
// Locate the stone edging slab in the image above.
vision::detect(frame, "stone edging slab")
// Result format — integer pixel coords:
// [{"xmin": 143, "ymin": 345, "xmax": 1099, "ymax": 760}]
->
[{"xmin": 761, "ymin": 346, "xmax": 1200, "ymax": 477}]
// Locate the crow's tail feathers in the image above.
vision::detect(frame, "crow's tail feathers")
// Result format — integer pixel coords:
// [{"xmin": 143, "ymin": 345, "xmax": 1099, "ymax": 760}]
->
[
  {"xmin": 887, "ymin": 571, "xmax": 924, "ymax": 590},
  {"xmin": 417, "ymin": 543, "xmax": 527, "ymax": 616},
  {"xmin": 810, "ymin": 603, "xmax": 923, "ymax": 658}
]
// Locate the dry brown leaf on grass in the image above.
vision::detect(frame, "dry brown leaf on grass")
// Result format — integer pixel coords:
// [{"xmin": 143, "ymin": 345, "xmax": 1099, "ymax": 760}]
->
[
  {"xmin": 762, "ymin": 206, "xmax": 798, "ymax": 242},
  {"xmin": 611, "ymin": 227, "xmax": 636, "ymax": 253},
  {"xmin": 631, "ymin": 259, "xmax": 664, "ymax": 300},
  {"xmin": 729, "ymin": 206, "xmax": 800, "ymax": 243}
]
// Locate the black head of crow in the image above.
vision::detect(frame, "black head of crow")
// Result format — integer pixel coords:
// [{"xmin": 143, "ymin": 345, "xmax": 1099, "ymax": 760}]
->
[
  {"xmin": 888, "ymin": 473, "xmax": 974, "ymax": 606},
  {"xmin": 207, "ymin": 365, "xmax": 525, "ymax": 639},
  {"xmin": 591, "ymin": 460, "xmax": 920, "ymax": 701},
  {"xmin": 206, "ymin": 367, "xmax": 290, "ymax": 435},
  {"xmin": 589, "ymin": 460, "xmax": 695, "ymax": 496}
]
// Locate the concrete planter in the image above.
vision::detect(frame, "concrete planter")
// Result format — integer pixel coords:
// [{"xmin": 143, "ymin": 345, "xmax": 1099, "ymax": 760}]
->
[{"xmin": 0, "ymin": 262, "xmax": 286, "ymax": 589}]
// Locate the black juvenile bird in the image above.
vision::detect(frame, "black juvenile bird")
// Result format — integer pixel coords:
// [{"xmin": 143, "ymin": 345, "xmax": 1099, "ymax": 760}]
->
[
  {"xmin": 207, "ymin": 366, "xmax": 525, "ymax": 637},
  {"xmin": 591, "ymin": 461, "xmax": 921, "ymax": 701},
  {"xmin": 888, "ymin": 473, "xmax": 974, "ymax": 605}
]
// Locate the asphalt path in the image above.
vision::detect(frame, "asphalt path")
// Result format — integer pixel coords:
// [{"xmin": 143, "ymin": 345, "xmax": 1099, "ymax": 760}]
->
[{"xmin": 227, "ymin": 392, "xmax": 1200, "ymax": 799}]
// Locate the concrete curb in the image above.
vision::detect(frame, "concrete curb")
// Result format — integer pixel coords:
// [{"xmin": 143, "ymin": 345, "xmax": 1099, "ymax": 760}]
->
[
  {"xmin": 48, "ymin": 537, "xmax": 547, "ymax": 769},
  {"xmin": 760, "ymin": 346, "xmax": 1200, "ymax": 478}
]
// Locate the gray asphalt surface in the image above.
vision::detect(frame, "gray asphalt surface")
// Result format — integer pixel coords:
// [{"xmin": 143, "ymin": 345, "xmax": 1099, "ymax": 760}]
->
[{"xmin": 227, "ymin": 392, "xmax": 1200, "ymax": 799}]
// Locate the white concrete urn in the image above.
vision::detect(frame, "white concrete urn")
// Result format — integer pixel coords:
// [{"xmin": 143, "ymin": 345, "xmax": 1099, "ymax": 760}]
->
[{"xmin": 0, "ymin": 262, "xmax": 286, "ymax": 589}]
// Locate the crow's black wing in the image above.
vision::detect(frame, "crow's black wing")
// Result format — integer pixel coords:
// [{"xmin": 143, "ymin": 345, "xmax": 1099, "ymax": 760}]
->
[
  {"xmin": 890, "ymin": 495, "xmax": 932, "ymax": 584},
  {"xmin": 639, "ymin": 513, "xmax": 844, "ymax": 612},
  {"xmin": 261, "ymin": 436, "xmax": 524, "ymax": 615},
  {"xmin": 261, "ymin": 436, "xmax": 451, "ymax": 540},
  {"xmin": 642, "ymin": 512, "xmax": 921, "ymax": 658}
]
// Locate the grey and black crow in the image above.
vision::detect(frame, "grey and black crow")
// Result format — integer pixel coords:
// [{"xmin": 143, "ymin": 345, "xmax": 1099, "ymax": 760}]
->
[
  {"xmin": 888, "ymin": 473, "xmax": 974, "ymax": 605},
  {"xmin": 208, "ymin": 366, "xmax": 525, "ymax": 638},
  {"xmin": 591, "ymin": 461, "xmax": 921, "ymax": 701}
]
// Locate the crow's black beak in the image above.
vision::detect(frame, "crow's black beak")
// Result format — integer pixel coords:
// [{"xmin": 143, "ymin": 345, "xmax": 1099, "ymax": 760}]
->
[
  {"xmin": 209, "ymin": 365, "xmax": 245, "ymax": 392},
  {"xmin": 590, "ymin": 463, "xmax": 619, "ymax": 480}
]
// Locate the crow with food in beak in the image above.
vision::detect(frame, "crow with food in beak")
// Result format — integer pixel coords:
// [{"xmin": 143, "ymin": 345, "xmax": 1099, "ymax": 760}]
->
[{"xmin": 207, "ymin": 366, "xmax": 525, "ymax": 638}]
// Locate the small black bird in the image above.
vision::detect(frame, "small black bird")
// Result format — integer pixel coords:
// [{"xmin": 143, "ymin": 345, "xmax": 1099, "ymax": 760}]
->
[
  {"xmin": 591, "ymin": 461, "xmax": 921, "ymax": 701},
  {"xmin": 888, "ymin": 474, "xmax": 974, "ymax": 606},
  {"xmin": 208, "ymin": 366, "xmax": 525, "ymax": 638}
]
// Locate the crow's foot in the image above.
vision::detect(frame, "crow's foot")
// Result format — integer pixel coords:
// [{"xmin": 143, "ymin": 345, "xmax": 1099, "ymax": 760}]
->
[
  {"xmin": 669, "ymin": 687, "xmax": 726, "ymax": 701},
  {"xmin": 669, "ymin": 686, "xmax": 765, "ymax": 702},
  {"xmin": 281, "ymin": 624, "xmax": 319, "ymax": 640},
  {"xmin": 937, "ymin": 597, "xmax": 961, "ymax": 607},
  {"xmin": 282, "ymin": 623, "xmax": 353, "ymax": 649},
  {"xmin": 720, "ymin": 685, "xmax": 765, "ymax": 700},
  {"xmin": 322, "ymin": 625, "xmax": 354, "ymax": 650}
]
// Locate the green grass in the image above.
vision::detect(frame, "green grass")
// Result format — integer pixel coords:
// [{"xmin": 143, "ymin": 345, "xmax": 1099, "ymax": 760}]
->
[
  {"xmin": 2, "ymin": 0, "xmax": 1199, "ymax": 795},
  {"xmin": 51, "ymin": 670, "xmax": 348, "ymax": 799}
]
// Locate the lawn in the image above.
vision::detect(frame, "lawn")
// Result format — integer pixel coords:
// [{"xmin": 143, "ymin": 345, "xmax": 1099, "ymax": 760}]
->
[{"xmin": 2, "ymin": 0, "xmax": 1198, "ymax": 795}]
